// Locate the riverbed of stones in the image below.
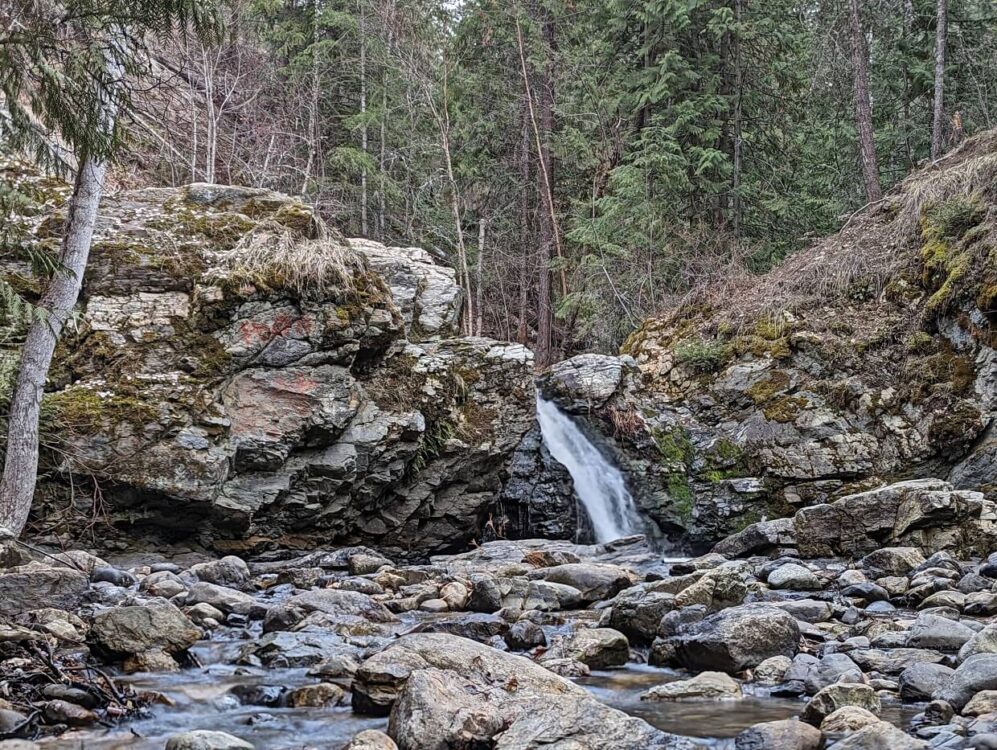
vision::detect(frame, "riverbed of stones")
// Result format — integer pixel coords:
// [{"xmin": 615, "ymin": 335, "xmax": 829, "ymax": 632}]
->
[{"xmin": 4, "ymin": 537, "xmax": 997, "ymax": 749}]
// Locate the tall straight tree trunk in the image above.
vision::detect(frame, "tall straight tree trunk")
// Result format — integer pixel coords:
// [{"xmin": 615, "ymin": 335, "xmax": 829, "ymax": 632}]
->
[
  {"xmin": 731, "ymin": 0, "xmax": 743, "ymax": 237},
  {"xmin": 901, "ymin": 0, "xmax": 915, "ymax": 165},
  {"xmin": 539, "ymin": 8, "xmax": 560, "ymax": 363},
  {"xmin": 848, "ymin": 0, "xmax": 882, "ymax": 203},
  {"xmin": 378, "ymin": 75, "xmax": 386, "ymax": 239},
  {"xmin": 359, "ymin": 0, "xmax": 369, "ymax": 236},
  {"xmin": 475, "ymin": 218, "xmax": 486, "ymax": 336},
  {"xmin": 516, "ymin": 5, "xmax": 559, "ymax": 366},
  {"xmin": 0, "ymin": 52, "xmax": 121, "ymax": 540},
  {"xmin": 931, "ymin": 0, "xmax": 948, "ymax": 160},
  {"xmin": 517, "ymin": 98, "xmax": 530, "ymax": 346},
  {"xmin": 302, "ymin": 0, "xmax": 322, "ymax": 195}
]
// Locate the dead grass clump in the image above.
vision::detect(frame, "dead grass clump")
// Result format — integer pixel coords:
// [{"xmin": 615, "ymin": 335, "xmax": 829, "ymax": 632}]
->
[
  {"xmin": 208, "ymin": 220, "xmax": 366, "ymax": 299},
  {"xmin": 893, "ymin": 134, "xmax": 997, "ymax": 241},
  {"xmin": 607, "ymin": 405, "xmax": 643, "ymax": 438}
]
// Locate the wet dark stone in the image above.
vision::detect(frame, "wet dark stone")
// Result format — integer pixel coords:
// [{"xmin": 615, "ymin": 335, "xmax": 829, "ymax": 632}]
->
[
  {"xmin": 840, "ymin": 582, "xmax": 890, "ymax": 602},
  {"xmin": 91, "ymin": 567, "xmax": 138, "ymax": 587},
  {"xmin": 230, "ymin": 684, "xmax": 286, "ymax": 707},
  {"xmin": 504, "ymin": 621, "xmax": 547, "ymax": 651}
]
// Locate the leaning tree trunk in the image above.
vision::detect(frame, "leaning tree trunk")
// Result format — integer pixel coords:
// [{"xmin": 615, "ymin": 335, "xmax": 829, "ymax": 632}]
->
[
  {"xmin": 0, "ymin": 157, "xmax": 109, "ymax": 538},
  {"xmin": 847, "ymin": 0, "xmax": 882, "ymax": 204},
  {"xmin": 0, "ymin": 52, "xmax": 120, "ymax": 540},
  {"xmin": 930, "ymin": 0, "xmax": 948, "ymax": 161}
]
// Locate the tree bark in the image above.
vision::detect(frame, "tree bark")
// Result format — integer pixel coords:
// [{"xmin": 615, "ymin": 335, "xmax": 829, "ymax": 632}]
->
[
  {"xmin": 931, "ymin": 0, "xmax": 948, "ymax": 160},
  {"xmin": 731, "ymin": 0, "xmax": 743, "ymax": 237},
  {"xmin": 0, "ymin": 48, "xmax": 120, "ymax": 538},
  {"xmin": 359, "ymin": 0, "xmax": 369, "ymax": 235},
  {"xmin": 474, "ymin": 218, "xmax": 486, "ymax": 336},
  {"xmin": 517, "ymin": 97, "xmax": 531, "ymax": 346},
  {"xmin": 516, "ymin": 6, "xmax": 558, "ymax": 366},
  {"xmin": 302, "ymin": 0, "xmax": 322, "ymax": 195},
  {"xmin": 848, "ymin": 0, "xmax": 882, "ymax": 203},
  {"xmin": 378, "ymin": 72, "xmax": 387, "ymax": 239},
  {"xmin": 437, "ymin": 60, "xmax": 473, "ymax": 335},
  {"xmin": 901, "ymin": 0, "xmax": 915, "ymax": 165}
]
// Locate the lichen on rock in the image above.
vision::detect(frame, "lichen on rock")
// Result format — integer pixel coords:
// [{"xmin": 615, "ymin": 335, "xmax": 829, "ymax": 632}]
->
[{"xmin": 13, "ymin": 175, "xmax": 533, "ymax": 555}]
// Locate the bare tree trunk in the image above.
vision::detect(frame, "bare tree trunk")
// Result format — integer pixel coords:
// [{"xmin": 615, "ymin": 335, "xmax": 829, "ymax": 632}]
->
[
  {"xmin": 731, "ymin": 0, "xmax": 743, "ymax": 238},
  {"xmin": 515, "ymin": 12, "xmax": 567, "ymax": 300},
  {"xmin": 202, "ymin": 44, "xmax": 217, "ymax": 184},
  {"xmin": 378, "ymin": 75, "xmax": 387, "ymax": 239},
  {"xmin": 517, "ymin": 98, "xmax": 530, "ymax": 346},
  {"xmin": 0, "ymin": 51, "xmax": 121, "ymax": 540},
  {"xmin": 475, "ymin": 218, "xmax": 486, "ymax": 336},
  {"xmin": 437, "ymin": 62, "xmax": 473, "ymax": 335},
  {"xmin": 901, "ymin": 0, "xmax": 915, "ymax": 165},
  {"xmin": 848, "ymin": 0, "xmax": 882, "ymax": 203},
  {"xmin": 931, "ymin": 0, "xmax": 948, "ymax": 160},
  {"xmin": 359, "ymin": 0, "xmax": 369, "ymax": 236},
  {"xmin": 302, "ymin": 0, "xmax": 322, "ymax": 195},
  {"xmin": 516, "ymin": 7, "xmax": 559, "ymax": 366}
]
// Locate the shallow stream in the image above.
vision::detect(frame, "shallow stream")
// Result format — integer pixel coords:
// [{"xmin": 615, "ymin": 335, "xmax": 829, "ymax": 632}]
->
[{"xmin": 37, "ymin": 621, "xmax": 925, "ymax": 750}]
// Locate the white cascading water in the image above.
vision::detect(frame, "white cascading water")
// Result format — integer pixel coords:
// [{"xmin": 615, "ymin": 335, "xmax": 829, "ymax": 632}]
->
[{"xmin": 536, "ymin": 394, "xmax": 645, "ymax": 544}]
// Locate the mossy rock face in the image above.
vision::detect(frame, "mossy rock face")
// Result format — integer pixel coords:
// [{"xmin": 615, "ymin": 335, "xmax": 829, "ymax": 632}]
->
[
  {"xmin": 746, "ymin": 371, "xmax": 792, "ymax": 404},
  {"xmin": 919, "ymin": 194, "xmax": 995, "ymax": 321},
  {"xmin": 10, "ymin": 173, "xmax": 534, "ymax": 555}
]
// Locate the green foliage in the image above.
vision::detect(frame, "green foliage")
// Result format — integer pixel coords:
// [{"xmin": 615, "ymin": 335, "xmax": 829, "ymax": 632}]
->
[
  {"xmin": 1, "ymin": 1, "xmax": 221, "ymax": 170},
  {"xmin": 674, "ymin": 339, "xmax": 730, "ymax": 374}
]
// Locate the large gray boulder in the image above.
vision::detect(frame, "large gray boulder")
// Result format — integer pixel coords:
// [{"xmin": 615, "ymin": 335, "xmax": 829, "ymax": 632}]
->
[
  {"xmin": 938, "ymin": 654, "xmax": 997, "ymax": 710},
  {"xmin": 899, "ymin": 662, "xmax": 955, "ymax": 701},
  {"xmin": 541, "ymin": 353, "xmax": 629, "ymax": 410},
  {"xmin": 825, "ymin": 721, "xmax": 929, "ymax": 749},
  {"xmin": 349, "ymin": 239, "xmax": 460, "ymax": 337},
  {"xmin": 264, "ymin": 588, "xmax": 396, "ymax": 632},
  {"xmin": 666, "ymin": 603, "xmax": 800, "ymax": 674},
  {"xmin": 713, "ymin": 518, "xmax": 796, "ymax": 558},
  {"xmin": 165, "ymin": 731, "xmax": 253, "ymax": 750},
  {"xmin": 0, "ymin": 563, "xmax": 88, "ymax": 616},
  {"xmin": 531, "ymin": 563, "xmax": 633, "ymax": 604},
  {"xmin": 13, "ymin": 176, "xmax": 535, "ymax": 555},
  {"xmin": 801, "ymin": 683, "xmax": 881, "ymax": 726},
  {"xmin": 89, "ymin": 600, "xmax": 200, "ymax": 658},
  {"xmin": 735, "ymin": 720, "xmax": 821, "ymax": 750},
  {"xmin": 367, "ymin": 634, "xmax": 694, "ymax": 750},
  {"xmin": 794, "ymin": 480, "xmax": 989, "ymax": 558},
  {"xmin": 340, "ymin": 732, "xmax": 397, "ymax": 750}
]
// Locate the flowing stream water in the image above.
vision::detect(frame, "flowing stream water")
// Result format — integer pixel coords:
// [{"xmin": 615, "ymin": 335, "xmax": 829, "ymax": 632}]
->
[{"xmin": 536, "ymin": 394, "xmax": 647, "ymax": 544}]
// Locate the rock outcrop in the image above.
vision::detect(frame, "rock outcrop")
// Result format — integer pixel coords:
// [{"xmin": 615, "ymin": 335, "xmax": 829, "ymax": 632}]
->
[
  {"xmin": 539, "ymin": 133, "xmax": 997, "ymax": 552},
  {"xmin": 3, "ymin": 169, "xmax": 533, "ymax": 554}
]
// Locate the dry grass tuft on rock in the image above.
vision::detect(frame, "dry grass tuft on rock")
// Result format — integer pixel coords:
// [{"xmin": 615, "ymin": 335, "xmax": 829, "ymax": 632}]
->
[
  {"xmin": 893, "ymin": 136, "xmax": 997, "ymax": 241},
  {"xmin": 208, "ymin": 221, "xmax": 367, "ymax": 300}
]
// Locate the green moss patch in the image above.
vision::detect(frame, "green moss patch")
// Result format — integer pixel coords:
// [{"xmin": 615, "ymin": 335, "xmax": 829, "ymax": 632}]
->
[
  {"xmin": 919, "ymin": 194, "xmax": 991, "ymax": 316},
  {"xmin": 673, "ymin": 338, "xmax": 730, "ymax": 374},
  {"xmin": 763, "ymin": 395, "xmax": 808, "ymax": 423},
  {"xmin": 746, "ymin": 371, "xmax": 791, "ymax": 404}
]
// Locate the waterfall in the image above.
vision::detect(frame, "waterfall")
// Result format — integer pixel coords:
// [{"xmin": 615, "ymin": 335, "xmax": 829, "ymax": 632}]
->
[{"xmin": 536, "ymin": 394, "xmax": 646, "ymax": 544}]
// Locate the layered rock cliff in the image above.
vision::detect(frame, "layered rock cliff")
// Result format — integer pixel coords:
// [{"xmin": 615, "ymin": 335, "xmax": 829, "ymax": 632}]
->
[
  {"xmin": 2, "ymin": 167, "xmax": 534, "ymax": 554},
  {"xmin": 540, "ymin": 133, "xmax": 997, "ymax": 552}
]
